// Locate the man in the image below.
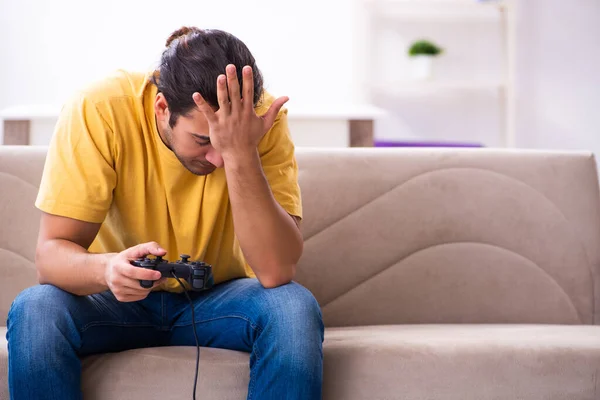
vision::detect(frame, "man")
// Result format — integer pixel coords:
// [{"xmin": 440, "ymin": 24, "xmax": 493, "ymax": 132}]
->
[{"xmin": 6, "ymin": 26, "xmax": 324, "ymax": 400}]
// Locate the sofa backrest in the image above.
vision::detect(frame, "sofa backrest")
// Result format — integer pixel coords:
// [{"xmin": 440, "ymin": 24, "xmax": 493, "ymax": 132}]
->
[
  {"xmin": 292, "ymin": 147, "xmax": 600, "ymax": 328},
  {"xmin": 0, "ymin": 146, "xmax": 46, "ymax": 324},
  {"xmin": 1, "ymin": 146, "xmax": 599, "ymax": 328}
]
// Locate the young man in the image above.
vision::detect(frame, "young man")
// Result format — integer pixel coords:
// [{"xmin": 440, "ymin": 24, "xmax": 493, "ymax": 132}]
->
[{"xmin": 6, "ymin": 26, "xmax": 324, "ymax": 400}]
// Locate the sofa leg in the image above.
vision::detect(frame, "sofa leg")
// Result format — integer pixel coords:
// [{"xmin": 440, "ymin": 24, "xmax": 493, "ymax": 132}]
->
[
  {"xmin": 3, "ymin": 120, "xmax": 30, "ymax": 145},
  {"xmin": 349, "ymin": 119, "xmax": 373, "ymax": 147}
]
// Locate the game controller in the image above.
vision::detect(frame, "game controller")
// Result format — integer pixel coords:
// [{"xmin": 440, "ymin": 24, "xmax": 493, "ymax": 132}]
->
[{"xmin": 131, "ymin": 254, "xmax": 214, "ymax": 291}]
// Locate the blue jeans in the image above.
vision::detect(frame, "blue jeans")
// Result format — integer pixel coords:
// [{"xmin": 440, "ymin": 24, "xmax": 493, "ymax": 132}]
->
[{"xmin": 6, "ymin": 278, "xmax": 324, "ymax": 400}]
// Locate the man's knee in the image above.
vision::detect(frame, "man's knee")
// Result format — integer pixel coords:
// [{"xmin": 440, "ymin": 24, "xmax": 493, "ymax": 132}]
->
[
  {"xmin": 277, "ymin": 282, "xmax": 322, "ymax": 318},
  {"xmin": 7, "ymin": 284, "xmax": 78, "ymax": 337},
  {"xmin": 261, "ymin": 281, "xmax": 324, "ymax": 340}
]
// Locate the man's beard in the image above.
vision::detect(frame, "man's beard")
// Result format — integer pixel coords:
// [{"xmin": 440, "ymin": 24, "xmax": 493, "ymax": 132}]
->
[
  {"xmin": 164, "ymin": 127, "xmax": 215, "ymax": 176},
  {"xmin": 172, "ymin": 151, "xmax": 216, "ymax": 176},
  {"xmin": 180, "ymin": 156, "xmax": 214, "ymax": 175}
]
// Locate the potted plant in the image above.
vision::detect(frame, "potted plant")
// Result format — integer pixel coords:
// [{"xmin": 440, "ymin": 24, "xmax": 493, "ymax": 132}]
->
[{"xmin": 408, "ymin": 39, "xmax": 443, "ymax": 80}]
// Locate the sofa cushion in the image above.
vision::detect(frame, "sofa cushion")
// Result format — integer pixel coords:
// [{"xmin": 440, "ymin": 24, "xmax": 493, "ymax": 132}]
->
[
  {"xmin": 3, "ymin": 325, "xmax": 598, "ymax": 400},
  {"xmin": 81, "ymin": 346, "xmax": 250, "ymax": 400},
  {"xmin": 323, "ymin": 324, "xmax": 600, "ymax": 400}
]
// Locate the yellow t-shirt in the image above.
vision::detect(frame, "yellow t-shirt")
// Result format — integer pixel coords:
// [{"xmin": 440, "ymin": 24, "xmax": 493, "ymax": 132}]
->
[{"xmin": 35, "ymin": 69, "xmax": 302, "ymax": 293}]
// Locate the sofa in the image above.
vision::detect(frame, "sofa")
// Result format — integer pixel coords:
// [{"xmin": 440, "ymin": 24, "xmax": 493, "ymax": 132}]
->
[{"xmin": 1, "ymin": 144, "xmax": 599, "ymax": 400}]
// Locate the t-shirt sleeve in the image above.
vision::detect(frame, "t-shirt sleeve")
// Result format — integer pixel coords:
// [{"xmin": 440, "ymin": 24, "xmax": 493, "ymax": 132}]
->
[
  {"xmin": 35, "ymin": 93, "xmax": 117, "ymax": 223},
  {"xmin": 257, "ymin": 107, "xmax": 303, "ymax": 220}
]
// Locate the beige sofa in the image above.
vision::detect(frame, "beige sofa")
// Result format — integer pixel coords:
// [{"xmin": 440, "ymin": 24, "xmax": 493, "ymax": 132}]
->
[{"xmin": 1, "ymin": 145, "xmax": 599, "ymax": 399}]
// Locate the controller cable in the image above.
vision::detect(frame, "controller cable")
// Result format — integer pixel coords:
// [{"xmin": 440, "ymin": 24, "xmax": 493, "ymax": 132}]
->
[{"xmin": 172, "ymin": 272, "xmax": 200, "ymax": 400}]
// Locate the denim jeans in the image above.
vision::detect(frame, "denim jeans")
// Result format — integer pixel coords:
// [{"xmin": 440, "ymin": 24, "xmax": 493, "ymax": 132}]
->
[{"xmin": 6, "ymin": 277, "xmax": 324, "ymax": 400}]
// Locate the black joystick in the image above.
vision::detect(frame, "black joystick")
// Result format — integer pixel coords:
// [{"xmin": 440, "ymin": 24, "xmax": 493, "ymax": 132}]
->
[{"xmin": 131, "ymin": 254, "xmax": 214, "ymax": 291}]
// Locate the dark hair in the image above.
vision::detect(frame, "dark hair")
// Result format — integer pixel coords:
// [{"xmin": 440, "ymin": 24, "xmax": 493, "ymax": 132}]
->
[{"xmin": 151, "ymin": 26, "xmax": 264, "ymax": 127}]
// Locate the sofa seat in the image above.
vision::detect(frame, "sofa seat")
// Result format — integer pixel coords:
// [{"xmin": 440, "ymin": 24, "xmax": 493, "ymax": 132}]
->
[
  {"xmin": 2, "ymin": 324, "xmax": 599, "ymax": 400},
  {"xmin": 323, "ymin": 324, "xmax": 600, "ymax": 400}
]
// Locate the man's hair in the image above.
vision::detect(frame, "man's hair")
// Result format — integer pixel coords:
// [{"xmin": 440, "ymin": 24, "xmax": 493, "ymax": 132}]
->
[{"xmin": 152, "ymin": 26, "xmax": 264, "ymax": 127}]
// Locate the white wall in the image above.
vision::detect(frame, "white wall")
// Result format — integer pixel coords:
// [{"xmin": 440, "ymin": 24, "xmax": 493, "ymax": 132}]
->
[
  {"xmin": 514, "ymin": 0, "xmax": 600, "ymax": 153},
  {"xmin": 2, "ymin": 0, "xmax": 599, "ymax": 152},
  {"xmin": 351, "ymin": 0, "xmax": 600, "ymax": 152},
  {"xmin": 353, "ymin": 0, "xmax": 508, "ymax": 146},
  {"xmin": 0, "ymin": 0, "xmax": 361, "ymax": 111}
]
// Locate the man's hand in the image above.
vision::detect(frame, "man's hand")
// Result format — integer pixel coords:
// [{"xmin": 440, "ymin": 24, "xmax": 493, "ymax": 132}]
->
[
  {"xmin": 104, "ymin": 242, "xmax": 167, "ymax": 302},
  {"xmin": 192, "ymin": 64, "xmax": 289, "ymax": 159}
]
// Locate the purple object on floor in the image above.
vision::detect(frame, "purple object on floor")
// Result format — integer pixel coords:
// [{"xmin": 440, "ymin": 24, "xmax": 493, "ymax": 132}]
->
[{"xmin": 374, "ymin": 140, "xmax": 484, "ymax": 148}]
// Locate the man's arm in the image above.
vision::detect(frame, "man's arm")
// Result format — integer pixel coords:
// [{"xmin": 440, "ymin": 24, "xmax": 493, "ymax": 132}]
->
[
  {"xmin": 36, "ymin": 212, "xmax": 167, "ymax": 300},
  {"xmin": 36, "ymin": 212, "xmax": 110, "ymax": 296},
  {"xmin": 223, "ymin": 150, "xmax": 303, "ymax": 288},
  {"xmin": 193, "ymin": 64, "xmax": 303, "ymax": 289}
]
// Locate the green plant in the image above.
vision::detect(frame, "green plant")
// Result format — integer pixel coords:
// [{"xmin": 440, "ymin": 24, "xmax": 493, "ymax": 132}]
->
[{"xmin": 408, "ymin": 40, "xmax": 443, "ymax": 57}]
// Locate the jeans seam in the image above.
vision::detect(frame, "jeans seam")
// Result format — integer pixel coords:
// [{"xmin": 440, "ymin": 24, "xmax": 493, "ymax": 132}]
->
[
  {"xmin": 80, "ymin": 322, "xmax": 159, "ymax": 333},
  {"xmin": 172, "ymin": 314, "xmax": 262, "ymax": 333},
  {"xmin": 247, "ymin": 337, "xmax": 262, "ymax": 400}
]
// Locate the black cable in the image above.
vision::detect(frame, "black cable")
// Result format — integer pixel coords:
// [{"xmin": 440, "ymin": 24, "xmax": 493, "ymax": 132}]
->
[{"xmin": 172, "ymin": 272, "xmax": 200, "ymax": 400}]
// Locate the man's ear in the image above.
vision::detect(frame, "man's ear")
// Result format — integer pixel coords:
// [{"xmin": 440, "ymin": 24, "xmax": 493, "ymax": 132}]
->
[{"xmin": 154, "ymin": 93, "xmax": 170, "ymax": 122}]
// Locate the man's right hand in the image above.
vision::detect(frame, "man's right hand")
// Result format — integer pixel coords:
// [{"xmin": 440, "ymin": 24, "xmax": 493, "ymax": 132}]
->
[{"xmin": 105, "ymin": 242, "xmax": 168, "ymax": 302}]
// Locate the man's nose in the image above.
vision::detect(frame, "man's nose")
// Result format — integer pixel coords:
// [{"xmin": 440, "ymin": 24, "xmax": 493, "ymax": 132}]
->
[{"xmin": 206, "ymin": 148, "xmax": 224, "ymax": 168}]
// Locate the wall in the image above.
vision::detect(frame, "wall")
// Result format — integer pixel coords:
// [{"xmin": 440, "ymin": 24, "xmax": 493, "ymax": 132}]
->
[
  {"xmin": 514, "ymin": 0, "xmax": 600, "ymax": 153},
  {"xmin": 353, "ymin": 0, "xmax": 508, "ymax": 147},
  {"xmin": 0, "ymin": 0, "xmax": 361, "ymax": 122},
  {"xmin": 357, "ymin": 0, "xmax": 600, "ymax": 152},
  {"xmin": 1, "ymin": 0, "xmax": 599, "ymax": 152}
]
